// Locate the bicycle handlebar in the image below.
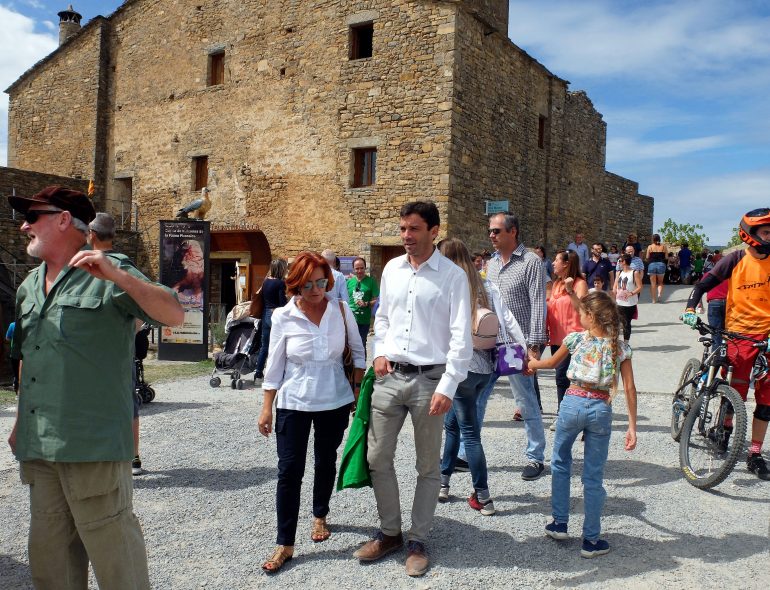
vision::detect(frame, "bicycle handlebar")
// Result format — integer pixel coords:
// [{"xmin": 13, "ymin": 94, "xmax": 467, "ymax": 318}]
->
[{"xmin": 693, "ymin": 318, "xmax": 768, "ymax": 350}]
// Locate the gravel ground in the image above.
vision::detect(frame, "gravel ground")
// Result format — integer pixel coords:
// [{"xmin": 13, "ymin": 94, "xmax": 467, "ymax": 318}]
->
[{"xmin": 1, "ymin": 371, "xmax": 768, "ymax": 589}]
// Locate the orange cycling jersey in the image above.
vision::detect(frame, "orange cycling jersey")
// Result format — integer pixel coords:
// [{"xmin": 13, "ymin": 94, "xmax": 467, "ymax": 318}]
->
[{"xmin": 687, "ymin": 249, "xmax": 770, "ymax": 334}]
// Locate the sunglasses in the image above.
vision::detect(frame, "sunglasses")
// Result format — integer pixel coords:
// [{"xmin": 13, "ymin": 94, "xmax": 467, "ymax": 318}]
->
[
  {"xmin": 24, "ymin": 210, "xmax": 63, "ymax": 224},
  {"xmin": 488, "ymin": 228, "xmax": 503, "ymax": 235},
  {"xmin": 302, "ymin": 278, "xmax": 329, "ymax": 291}
]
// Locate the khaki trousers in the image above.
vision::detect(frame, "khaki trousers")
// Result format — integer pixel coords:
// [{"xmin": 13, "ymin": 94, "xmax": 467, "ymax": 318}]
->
[
  {"xmin": 20, "ymin": 460, "xmax": 150, "ymax": 590},
  {"xmin": 366, "ymin": 367, "xmax": 444, "ymax": 543}
]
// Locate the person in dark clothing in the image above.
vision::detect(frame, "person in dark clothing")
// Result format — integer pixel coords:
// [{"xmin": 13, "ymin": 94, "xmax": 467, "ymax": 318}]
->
[{"xmin": 254, "ymin": 259, "xmax": 289, "ymax": 379}]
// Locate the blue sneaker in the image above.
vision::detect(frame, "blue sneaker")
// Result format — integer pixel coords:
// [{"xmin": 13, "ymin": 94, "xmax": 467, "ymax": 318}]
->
[
  {"xmin": 581, "ymin": 538, "xmax": 610, "ymax": 558},
  {"xmin": 545, "ymin": 518, "xmax": 569, "ymax": 540}
]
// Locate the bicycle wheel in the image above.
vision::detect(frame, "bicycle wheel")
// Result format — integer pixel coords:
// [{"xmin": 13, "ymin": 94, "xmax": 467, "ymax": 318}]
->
[
  {"xmin": 671, "ymin": 358, "xmax": 701, "ymax": 441},
  {"xmin": 679, "ymin": 384, "xmax": 747, "ymax": 489}
]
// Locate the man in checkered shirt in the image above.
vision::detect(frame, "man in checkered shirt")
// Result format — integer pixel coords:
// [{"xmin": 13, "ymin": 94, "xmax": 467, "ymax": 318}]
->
[{"xmin": 485, "ymin": 212, "xmax": 548, "ymax": 480}]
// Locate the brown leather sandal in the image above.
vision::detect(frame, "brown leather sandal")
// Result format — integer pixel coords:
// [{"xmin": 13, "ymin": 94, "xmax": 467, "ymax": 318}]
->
[
  {"xmin": 311, "ymin": 517, "xmax": 331, "ymax": 542},
  {"xmin": 262, "ymin": 545, "xmax": 294, "ymax": 573}
]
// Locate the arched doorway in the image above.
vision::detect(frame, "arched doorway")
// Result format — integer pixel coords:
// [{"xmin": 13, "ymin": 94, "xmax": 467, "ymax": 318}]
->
[{"xmin": 209, "ymin": 230, "xmax": 271, "ymax": 319}]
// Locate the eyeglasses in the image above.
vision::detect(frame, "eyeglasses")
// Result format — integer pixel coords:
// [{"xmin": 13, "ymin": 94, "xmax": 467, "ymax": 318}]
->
[
  {"xmin": 24, "ymin": 209, "xmax": 63, "ymax": 224},
  {"xmin": 488, "ymin": 228, "xmax": 502, "ymax": 235},
  {"xmin": 302, "ymin": 278, "xmax": 329, "ymax": 291}
]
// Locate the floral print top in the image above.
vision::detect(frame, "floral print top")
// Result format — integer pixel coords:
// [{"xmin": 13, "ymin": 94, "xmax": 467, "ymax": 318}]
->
[{"xmin": 563, "ymin": 331, "xmax": 632, "ymax": 390}]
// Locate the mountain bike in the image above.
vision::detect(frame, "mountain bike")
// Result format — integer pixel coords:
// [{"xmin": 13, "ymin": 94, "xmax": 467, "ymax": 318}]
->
[{"xmin": 672, "ymin": 318, "xmax": 767, "ymax": 489}]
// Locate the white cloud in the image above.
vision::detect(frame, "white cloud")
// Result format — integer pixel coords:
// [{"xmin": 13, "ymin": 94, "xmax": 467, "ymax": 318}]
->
[
  {"xmin": 0, "ymin": 5, "xmax": 57, "ymax": 166},
  {"xmin": 508, "ymin": 0, "xmax": 770, "ymax": 89},
  {"xmin": 607, "ymin": 135, "xmax": 728, "ymax": 163}
]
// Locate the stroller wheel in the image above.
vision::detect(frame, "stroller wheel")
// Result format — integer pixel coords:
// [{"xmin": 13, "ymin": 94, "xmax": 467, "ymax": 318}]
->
[
  {"xmin": 210, "ymin": 377, "xmax": 221, "ymax": 388},
  {"xmin": 237, "ymin": 379, "xmax": 244, "ymax": 390},
  {"xmin": 230, "ymin": 379, "xmax": 237, "ymax": 389},
  {"xmin": 134, "ymin": 391, "xmax": 144, "ymax": 407},
  {"xmin": 144, "ymin": 387, "xmax": 156, "ymax": 403}
]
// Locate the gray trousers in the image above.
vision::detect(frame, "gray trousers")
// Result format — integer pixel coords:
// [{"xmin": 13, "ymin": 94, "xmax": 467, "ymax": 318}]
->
[{"xmin": 366, "ymin": 366, "xmax": 445, "ymax": 543}]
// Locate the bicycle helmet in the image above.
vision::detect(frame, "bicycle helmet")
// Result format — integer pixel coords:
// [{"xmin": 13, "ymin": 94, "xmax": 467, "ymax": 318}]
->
[{"xmin": 739, "ymin": 208, "xmax": 770, "ymax": 255}]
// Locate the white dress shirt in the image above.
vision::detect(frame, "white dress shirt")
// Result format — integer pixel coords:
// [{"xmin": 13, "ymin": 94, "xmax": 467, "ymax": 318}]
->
[
  {"xmin": 326, "ymin": 268, "xmax": 350, "ymax": 302},
  {"xmin": 263, "ymin": 298, "xmax": 366, "ymax": 411},
  {"xmin": 373, "ymin": 248, "xmax": 472, "ymax": 399}
]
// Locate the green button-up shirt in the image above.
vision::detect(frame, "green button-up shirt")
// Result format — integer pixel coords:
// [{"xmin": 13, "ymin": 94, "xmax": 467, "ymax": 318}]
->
[{"xmin": 12, "ymin": 250, "xmax": 175, "ymax": 462}]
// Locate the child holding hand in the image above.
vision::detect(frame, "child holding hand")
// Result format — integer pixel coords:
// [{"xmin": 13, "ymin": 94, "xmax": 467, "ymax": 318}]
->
[{"xmin": 528, "ymin": 290, "xmax": 637, "ymax": 558}]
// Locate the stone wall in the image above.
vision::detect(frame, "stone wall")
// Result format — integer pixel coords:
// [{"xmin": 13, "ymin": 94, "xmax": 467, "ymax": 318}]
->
[
  {"xmin": 5, "ymin": 0, "xmax": 653, "ymax": 274},
  {"xmin": 6, "ymin": 19, "xmax": 108, "ymax": 185}
]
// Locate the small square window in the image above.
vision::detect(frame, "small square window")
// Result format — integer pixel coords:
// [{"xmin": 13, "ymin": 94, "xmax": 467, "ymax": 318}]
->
[
  {"xmin": 352, "ymin": 148, "xmax": 377, "ymax": 187},
  {"xmin": 349, "ymin": 22, "xmax": 373, "ymax": 60},
  {"xmin": 193, "ymin": 156, "xmax": 209, "ymax": 191},
  {"xmin": 208, "ymin": 51, "xmax": 225, "ymax": 86}
]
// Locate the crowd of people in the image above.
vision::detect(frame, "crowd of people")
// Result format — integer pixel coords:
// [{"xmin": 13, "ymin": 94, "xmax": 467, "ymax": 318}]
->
[{"xmin": 5, "ymin": 186, "xmax": 768, "ymax": 586}]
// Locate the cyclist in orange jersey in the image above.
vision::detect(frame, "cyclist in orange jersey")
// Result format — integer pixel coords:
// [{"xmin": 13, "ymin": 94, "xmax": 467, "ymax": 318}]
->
[{"xmin": 683, "ymin": 208, "xmax": 770, "ymax": 480}]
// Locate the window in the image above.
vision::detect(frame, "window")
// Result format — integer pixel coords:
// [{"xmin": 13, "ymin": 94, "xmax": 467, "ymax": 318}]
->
[
  {"xmin": 349, "ymin": 22, "xmax": 373, "ymax": 60},
  {"xmin": 208, "ymin": 51, "xmax": 225, "ymax": 86},
  {"xmin": 193, "ymin": 156, "xmax": 208, "ymax": 190},
  {"xmin": 352, "ymin": 148, "xmax": 376, "ymax": 187},
  {"xmin": 538, "ymin": 115, "xmax": 547, "ymax": 149}
]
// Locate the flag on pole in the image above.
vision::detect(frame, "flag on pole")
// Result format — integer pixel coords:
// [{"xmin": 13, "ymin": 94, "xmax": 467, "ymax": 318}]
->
[{"xmin": 87, "ymin": 179, "xmax": 94, "ymax": 197}]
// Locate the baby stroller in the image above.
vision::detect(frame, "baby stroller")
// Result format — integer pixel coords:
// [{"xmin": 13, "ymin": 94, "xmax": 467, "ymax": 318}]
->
[
  {"xmin": 135, "ymin": 323, "xmax": 156, "ymax": 403},
  {"xmin": 666, "ymin": 264, "xmax": 681, "ymax": 285},
  {"xmin": 210, "ymin": 303, "xmax": 261, "ymax": 389}
]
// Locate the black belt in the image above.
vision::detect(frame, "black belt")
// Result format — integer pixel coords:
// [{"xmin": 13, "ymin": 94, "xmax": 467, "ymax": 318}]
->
[{"xmin": 391, "ymin": 362, "xmax": 443, "ymax": 374}]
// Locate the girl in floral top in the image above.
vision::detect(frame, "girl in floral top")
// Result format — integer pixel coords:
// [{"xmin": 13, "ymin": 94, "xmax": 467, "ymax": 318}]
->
[{"xmin": 528, "ymin": 291, "xmax": 638, "ymax": 558}]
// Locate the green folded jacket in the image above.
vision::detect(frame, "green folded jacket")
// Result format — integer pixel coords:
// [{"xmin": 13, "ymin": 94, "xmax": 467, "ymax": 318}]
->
[{"xmin": 337, "ymin": 366, "xmax": 375, "ymax": 490}]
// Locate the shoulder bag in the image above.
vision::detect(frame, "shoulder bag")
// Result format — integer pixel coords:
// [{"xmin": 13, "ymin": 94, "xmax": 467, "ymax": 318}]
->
[
  {"xmin": 249, "ymin": 285, "xmax": 264, "ymax": 319},
  {"xmin": 338, "ymin": 301, "xmax": 355, "ymax": 387}
]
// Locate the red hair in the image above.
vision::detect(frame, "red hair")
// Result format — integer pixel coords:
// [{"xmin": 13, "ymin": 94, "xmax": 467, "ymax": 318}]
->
[{"xmin": 285, "ymin": 251, "xmax": 334, "ymax": 295}]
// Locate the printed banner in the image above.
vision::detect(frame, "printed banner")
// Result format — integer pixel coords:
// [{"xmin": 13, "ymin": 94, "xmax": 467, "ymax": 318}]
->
[{"xmin": 158, "ymin": 221, "xmax": 210, "ymax": 358}]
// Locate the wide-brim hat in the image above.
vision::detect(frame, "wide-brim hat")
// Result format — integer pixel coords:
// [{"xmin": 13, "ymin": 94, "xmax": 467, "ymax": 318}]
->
[{"xmin": 8, "ymin": 185, "xmax": 96, "ymax": 224}]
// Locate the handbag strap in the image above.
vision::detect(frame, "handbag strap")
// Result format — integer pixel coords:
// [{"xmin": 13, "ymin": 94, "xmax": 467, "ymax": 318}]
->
[{"xmin": 338, "ymin": 301, "xmax": 350, "ymax": 350}]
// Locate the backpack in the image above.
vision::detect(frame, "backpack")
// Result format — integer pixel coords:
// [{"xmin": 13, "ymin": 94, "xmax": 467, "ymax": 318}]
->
[{"xmin": 473, "ymin": 307, "xmax": 499, "ymax": 350}]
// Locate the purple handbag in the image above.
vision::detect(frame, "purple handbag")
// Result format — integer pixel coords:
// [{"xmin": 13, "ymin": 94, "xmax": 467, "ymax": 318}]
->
[{"xmin": 494, "ymin": 342, "xmax": 527, "ymax": 376}]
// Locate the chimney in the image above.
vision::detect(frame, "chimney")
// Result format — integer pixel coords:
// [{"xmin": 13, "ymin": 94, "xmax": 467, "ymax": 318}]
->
[{"xmin": 57, "ymin": 4, "xmax": 82, "ymax": 46}]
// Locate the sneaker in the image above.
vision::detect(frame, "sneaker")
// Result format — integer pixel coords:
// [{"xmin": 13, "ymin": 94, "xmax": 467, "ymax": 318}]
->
[
  {"xmin": 454, "ymin": 458, "xmax": 470, "ymax": 473},
  {"xmin": 581, "ymin": 538, "xmax": 610, "ymax": 558},
  {"xmin": 438, "ymin": 486, "xmax": 450, "ymax": 503},
  {"xmin": 467, "ymin": 492, "xmax": 496, "ymax": 516},
  {"xmin": 545, "ymin": 518, "xmax": 569, "ymax": 540},
  {"xmin": 132, "ymin": 456, "xmax": 143, "ymax": 476},
  {"xmin": 512, "ymin": 409, "xmax": 523, "ymax": 421},
  {"xmin": 549, "ymin": 421, "xmax": 557, "ymax": 432},
  {"xmin": 254, "ymin": 371, "xmax": 264, "ymax": 380},
  {"xmin": 708, "ymin": 426, "xmax": 732, "ymax": 454},
  {"xmin": 521, "ymin": 461, "xmax": 545, "ymax": 481},
  {"xmin": 747, "ymin": 453, "xmax": 770, "ymax": 480}
]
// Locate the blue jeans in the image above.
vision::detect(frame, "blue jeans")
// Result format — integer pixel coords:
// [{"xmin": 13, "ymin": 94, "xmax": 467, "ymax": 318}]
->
[
  {"xmin": 440, "ymin": 372, "xmax": 492, "ymax": 493},
  {"xmin": 357, "ymin": 322, "xmax": 369, "ymax": 360},
  {"xmin": 458, "ymin": 373, "xmax": 497, "ymax": 461},
  {"xmin": 708, "ymin": 299, "xmax": 725, "ymax": 351},
  {"xmin": 551, "ymin": 395, "xmax": 612, "ymax": 541},
  {"xmin": 551, "ymin": 345, "xmax": 571, "ymax": 411},
  {"xmin": 255, "ymin": 308, "xmax": 274, "ymax": 373},
  {"xmin": 507, "ymin": 373, "xmax": 546, "ymax": 463}
]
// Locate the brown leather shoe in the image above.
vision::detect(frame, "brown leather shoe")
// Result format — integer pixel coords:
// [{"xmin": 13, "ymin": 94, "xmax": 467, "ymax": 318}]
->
[
  {"xmin": 353, "ymin": 531, "xmax": 403, "ymax": 561},
  {"xmin": 405, "ymin": 540, "xmax": 429, "ymax": 577}
]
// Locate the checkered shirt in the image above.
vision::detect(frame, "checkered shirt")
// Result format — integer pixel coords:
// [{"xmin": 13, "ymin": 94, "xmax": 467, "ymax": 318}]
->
[{"xmin": 485, "ymin": 243, "xmax": 547, "ymax": 346}]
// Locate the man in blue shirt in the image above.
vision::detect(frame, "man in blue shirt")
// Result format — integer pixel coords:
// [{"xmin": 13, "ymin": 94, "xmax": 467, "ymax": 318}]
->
[
  {"xmin": 678, "ymin": 243, "xmax": 693, "ymax": 284},
  {"xmin": 567, "ymin": 233, "xmax": 590, "ymax": 268},
  {"xmin": 583, "ymin": 243, "xmax": 613, "ymax": 291}
]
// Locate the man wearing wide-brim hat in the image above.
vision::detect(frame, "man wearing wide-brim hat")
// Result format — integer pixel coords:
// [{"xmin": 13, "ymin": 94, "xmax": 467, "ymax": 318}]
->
[{"xmin": 6, "ymin": 185, "xmax": 184, "ymax": 589}]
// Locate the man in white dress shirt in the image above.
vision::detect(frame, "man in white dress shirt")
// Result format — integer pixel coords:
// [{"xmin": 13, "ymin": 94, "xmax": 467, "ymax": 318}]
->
[
  {"xmin": 321, "ymin": 249, "xmax": 350, "ymax": 302},
  {"xmin": 352, "ymin": 201, "xmax": 472, "ymax": 577}
]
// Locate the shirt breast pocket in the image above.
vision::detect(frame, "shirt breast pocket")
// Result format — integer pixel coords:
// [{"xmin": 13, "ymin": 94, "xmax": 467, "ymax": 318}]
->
[{"xmin": 58, "ymin": 295, "xmax": 103, "ymax": 340}]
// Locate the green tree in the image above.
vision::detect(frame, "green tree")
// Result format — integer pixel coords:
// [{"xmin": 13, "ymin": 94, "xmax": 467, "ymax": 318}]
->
[
  {"xmin": 657, "ymin": 218, "xmax": 709, "ymax": 252},
  {"xmin": 726, "ymin": 226, "xmax": 743, "ymax": 248}
]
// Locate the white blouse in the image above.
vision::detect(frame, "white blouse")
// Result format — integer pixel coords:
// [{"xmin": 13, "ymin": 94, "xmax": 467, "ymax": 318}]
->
[{"xmin": 262, "ymin": 297, "xmax": 366, "ymax": 411}]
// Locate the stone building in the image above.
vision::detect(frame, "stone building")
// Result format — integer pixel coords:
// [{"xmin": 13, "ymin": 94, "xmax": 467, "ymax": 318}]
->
[{"xmin": 5, "ymin": 0, "xmax": 653, "ymax": 305}]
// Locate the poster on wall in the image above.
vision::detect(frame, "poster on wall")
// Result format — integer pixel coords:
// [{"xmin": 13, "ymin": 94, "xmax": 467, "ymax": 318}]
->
[{"xmin": 158, "ymin": 220, "xmax": 210, "ymax": 361}]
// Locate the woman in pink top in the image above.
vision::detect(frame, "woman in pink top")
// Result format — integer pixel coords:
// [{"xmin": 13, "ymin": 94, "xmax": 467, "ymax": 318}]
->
[{"xmin": 547, "ymin": 250, "xmax": 589, "ymax": 414}]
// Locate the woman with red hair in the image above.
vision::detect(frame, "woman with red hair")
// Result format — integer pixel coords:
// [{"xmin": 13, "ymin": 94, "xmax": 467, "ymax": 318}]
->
[{"xmin": 258, "ymin": 251, "xmax": 365, "ymax": 573}]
